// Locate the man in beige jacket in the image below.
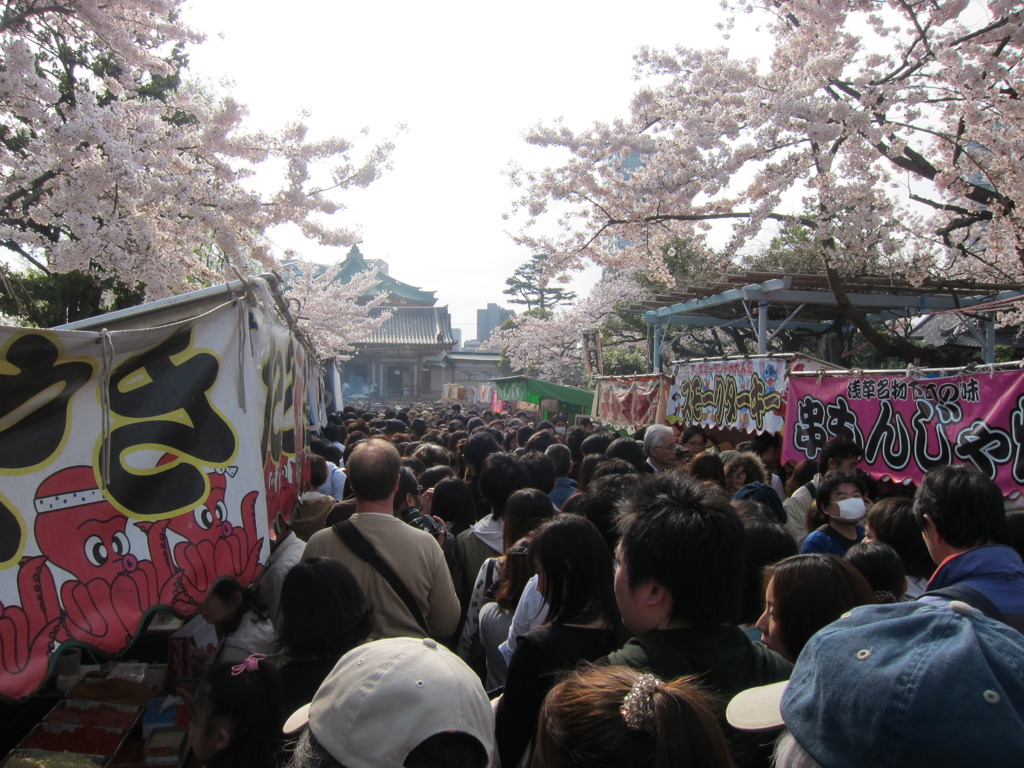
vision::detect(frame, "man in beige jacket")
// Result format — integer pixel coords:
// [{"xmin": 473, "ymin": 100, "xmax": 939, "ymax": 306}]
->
[{"xmin": 302, "ymin": 438, "xmax": 460, "ymax": 641}]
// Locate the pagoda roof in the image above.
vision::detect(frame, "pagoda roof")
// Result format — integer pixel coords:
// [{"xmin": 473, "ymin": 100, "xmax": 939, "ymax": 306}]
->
[{"xmin": 334, "ymin": 246, "xmax": 436, "ymax": 306}]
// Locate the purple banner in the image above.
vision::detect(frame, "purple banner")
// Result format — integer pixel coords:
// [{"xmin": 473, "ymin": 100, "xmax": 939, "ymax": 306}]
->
[{"xmin": 782, "ymin": 369, "xmax": 1024, "ymax": 496}]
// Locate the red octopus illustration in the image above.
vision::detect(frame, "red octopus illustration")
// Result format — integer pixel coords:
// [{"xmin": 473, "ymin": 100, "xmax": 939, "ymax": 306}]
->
[
  {"xmin": 0, "ymin": 556, "xmax": 64, "ymax": 699},
  {"xmin": 32, "ymin": 465, "xmax": 160, "ymax": 655},
  {"xmin": 140, "ymin": 465, "xmax": 264, "ymax": 614}
]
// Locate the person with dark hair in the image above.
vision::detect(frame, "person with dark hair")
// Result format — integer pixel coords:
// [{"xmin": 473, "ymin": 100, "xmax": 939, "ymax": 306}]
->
[
  {"xmin": 310, "ymin": 439, "xmax": 346, "ymax": 501},
  {"xmin": 783, "ymin": 437, "xmax": 862, "ymax": 543},
  {"xmin": 302, "ymin": 439, "xmax": 460, "ymax": 641},
  {"xmin": 495, "ymin": 515, "xmax": 622, "ymax": 768},
  {"xmin": 577, "ymin": 453, "xmax": 610, "ymax": 491},
  {"xmin": 393, "ymin": 467, "xmax": 446, "ymax": 543},
  {"xmin": 915, "ymin": 465, "xmax": 1024, "ymax": 627},
  {"xmin": 411, "ymin": 442, "xmax": 450, "ymax": 469},
  {"xmin": 516, "ymin": 425, "xmax": 537, "ymax": 453},
  {"xmin": 690, "ymin": 451, "xmax": 727, "ymax": 491},
  {"xmin": 738, "ymin": 519, "xmax": 798, "ymax": 638},
  {"xmin": 783, "ymin": 459, "xmax": 816, "ymax": 499},
  {"xmin": 277, "ymin": 557, "xmax": 373, "ymax": 713},
  {"xmin": 462, "ymin": 430, "xmax": 501, "ymax": 479},
  {"xmin": 756, "ymin": 553, "xmax": 876, "ymax": 662},
  {"xmin": 536, "ymin": 665, "xmax": 737, "ymax": 768},
  {"xmin": 589, "ymin": 457, "xmax": 639, "ymax": 483},
  {"xmin": 418, "ymin": 464, "xmax": 454, "ymax": 491},
  {"xmin": 200, "ymin": 579, "xmax": 276, "ymax": 665},
  {"xmin": 564, "ymin": 426, "xmax": 589, "ymax": 478},
  {"xmin": 723, "ymin": 452, "xmax": 768, "ymax": 495},
  {"xmin": 524, "ymin": 429, "xmax": 559, "ymax": 454},
  {"xmin": 291, "ymin": 454, "xmax": 339, "ymax": 542},
  {"xmin": 188, "ymin": 657, "xmax": 285, "ymax": 768},
  {"xmin": 845, "ymin": 541, "xmax": 906, "ymax": 603},
  {"xmin": 428, "ymin": 476, "xmax": 475, "ymax": 536},
  {"xmin": 545, "ymin": 443, "xmax": 576, "ymax": 510},
  {"xmin": 799, "ymin": 470, "xmax": 868, "ymax": 556},
  {"xmin": 606, "ymin": 437, "xmax": 647, "ymax": 472},
  {"xmin": 458, "ymin": 488, "xmax": 556, "ymax": 686},
  {"xmin": 577, "ymin": 473, "xmax": 643, "ymax": 555},
  {"xmin": 680, "ymin": 426, "xmax": 709, "ymax": 455},
  {"xmin": 864, "ymin": 497, "xmax": 934, "ymax": 597},
  {"xmin": 284, "ymin": 637, "xmax": 495, "ymax": 768},
  {"xmin": 608, "ymin": 472, "xmax": 791, "ymax": 767},
  {"xmin": 517, "ymin": 450, "xmax": 557, "ymax": 494},
  {"xmin": 454, "ymin": 452, "xmax": 529, "ymax": 610},
  {"xmin": 581, "ymin": 431, "xmax": 614, "ymax": 457}
]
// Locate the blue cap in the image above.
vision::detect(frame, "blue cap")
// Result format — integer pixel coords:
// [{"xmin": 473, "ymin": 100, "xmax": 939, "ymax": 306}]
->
[
  {"xmin": 728, "ymin": 601, "xmax": 1024, "ymax": 767},
  {"xmin": 732, "ymin": 482, "xmax": 785, "ymax": 524}
]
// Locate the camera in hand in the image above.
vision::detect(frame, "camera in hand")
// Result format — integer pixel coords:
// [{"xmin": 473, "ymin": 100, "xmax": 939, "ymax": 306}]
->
[{"xmin": 397, "ymin": 507, "xmax": 444, "ymax": 537}]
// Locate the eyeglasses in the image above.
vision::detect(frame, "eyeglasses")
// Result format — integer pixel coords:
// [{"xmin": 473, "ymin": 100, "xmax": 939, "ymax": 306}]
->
[{"xmin": 685, "ymin": 439, "xmax": 705, "ymax": 450}]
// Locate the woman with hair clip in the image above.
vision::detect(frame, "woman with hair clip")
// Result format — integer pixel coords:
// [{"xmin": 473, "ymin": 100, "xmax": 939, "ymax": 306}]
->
[
  {"xmin": 495, "ymin": 514, "xmax": 623, "ymax": 768},
  {"xmin": 536, "ymin": 665, "xmax": 736, "ymax": 768},
  {"xmin": 198, "ymin": 578, "xmax": 276, "ymax": 666},
  {"xmin": 186, "ymin": 656, "xmax": 285, "ymax": 768},
  {"xmin": 276, "ymin": 557, "xmax": 374, "ymax": 714}
]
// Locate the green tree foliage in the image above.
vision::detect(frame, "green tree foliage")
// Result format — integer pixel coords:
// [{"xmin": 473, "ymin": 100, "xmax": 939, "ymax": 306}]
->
[
  {"xmin": 503, "ymin": 254, "xmax": 577, "ymax": 314},
  {"xmin": 0, "ymin": 267, "xmax": 146, "ymax": 327}
]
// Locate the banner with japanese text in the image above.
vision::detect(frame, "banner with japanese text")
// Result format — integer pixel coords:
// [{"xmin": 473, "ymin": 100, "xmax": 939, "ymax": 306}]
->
[
  {"xmin": 596, "ymin": 375, "xmax": 670, "ymax": 431},
  {"xmin": 666, "ymin": 356, "xmax": 828, "ymax": 434},
  {"xmin": 782, "ymin": 369, "xmax": 1024, "ymax": 495},
  {"xmin": 0, "ymin": 295, "xmax": 310, "ymax": 699}
]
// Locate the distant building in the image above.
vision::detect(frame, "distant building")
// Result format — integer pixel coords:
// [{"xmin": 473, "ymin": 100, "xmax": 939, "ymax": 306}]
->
[
  {"xmin": 331, "ymin": 246, "xmax": 455, "ymax": 401},
  {"xmin": 477, "ymin": 303, "xmax": 514, "ymax": 345}
]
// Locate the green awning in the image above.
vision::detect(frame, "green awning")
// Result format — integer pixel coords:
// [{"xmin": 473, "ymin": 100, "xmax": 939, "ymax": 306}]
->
[{"xmin": 491, "ymin": 376, "xmax": 594, "ymax": 414}]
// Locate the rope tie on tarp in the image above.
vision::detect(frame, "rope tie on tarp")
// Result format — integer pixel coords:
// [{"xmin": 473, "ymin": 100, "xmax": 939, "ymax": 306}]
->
[{"xmin": 98, "ymin": 329, "xmax": 116, "ymax": 488}]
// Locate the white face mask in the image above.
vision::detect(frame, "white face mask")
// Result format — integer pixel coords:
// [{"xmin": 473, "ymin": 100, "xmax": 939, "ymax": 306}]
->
[
  {"xmin": 554, "ymin": 426, "xmax": 566, "ymax": 435},
  {"xmin": 835, "ymin": 497, "xmax": 866, "ymax": 522}
]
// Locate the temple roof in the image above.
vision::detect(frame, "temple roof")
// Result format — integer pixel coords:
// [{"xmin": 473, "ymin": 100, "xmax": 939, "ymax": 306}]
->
[
  {"xmin": 334, "ymin": 246, "xmax": 437, "ymax": 307},
  {"xmin": 359, "ymin": 306, "xmax": 454, "ymax": 349}
]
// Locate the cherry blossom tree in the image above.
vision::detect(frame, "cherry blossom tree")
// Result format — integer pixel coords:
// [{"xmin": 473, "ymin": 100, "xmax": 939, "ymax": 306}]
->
[
  {"xmin": 510, "ymin": 0, "xmax": 1024, "ymax": 364},
  {"xmin": 0, "ymin": 0, "xmax": 393, "ymax": 327},
  {"xmin": 283, "ymin": 261, "xmax": 392, "ymax": 360},
  {"xmin": 488, "ymin": 268, "xmax": 648, "ymax": 386}
]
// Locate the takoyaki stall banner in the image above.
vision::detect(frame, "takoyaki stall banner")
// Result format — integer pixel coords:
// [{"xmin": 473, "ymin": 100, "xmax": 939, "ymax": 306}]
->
[
  {"xmin": 781, "ymin": 368, "xmax": 1024, "ymax": 494},
  {"xmin": 666, "ymin": 356, "xmax": 830, "ymax": 435},
  {"xmin": 0, "ymin": 296, "xmax": 311, "ymax": 699}
]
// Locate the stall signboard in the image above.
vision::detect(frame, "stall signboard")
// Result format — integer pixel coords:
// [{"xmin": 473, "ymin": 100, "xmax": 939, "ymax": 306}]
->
[
  {"xmin": 0, "ymin": 295, "xmax": 310, "ymax": 700},
  {"xmin": 596, "ymin": 375, "xmax": 670, "ymax": 431},
  {"xmin": 666, "ymin": 356, "xmax": 828, "ymax": 434},
  {"xmin": 782, "ymin": 368, "xmax": 1024, "ymax": 495}
]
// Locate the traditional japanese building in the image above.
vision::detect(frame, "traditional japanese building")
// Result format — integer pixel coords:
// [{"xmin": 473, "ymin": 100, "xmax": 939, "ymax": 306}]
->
[{"xmin": 333, "ymin": 246, "xmax": 455, "ymax": 401}]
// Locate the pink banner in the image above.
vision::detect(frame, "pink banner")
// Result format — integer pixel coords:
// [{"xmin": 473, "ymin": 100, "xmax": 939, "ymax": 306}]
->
[
  {"xmin": 782, "ymin": 369, "xmax": 1024, "ymax": 494},
  {"xmin": 596, "ymin": 375, "xmax": 668, "ymax": 431}
]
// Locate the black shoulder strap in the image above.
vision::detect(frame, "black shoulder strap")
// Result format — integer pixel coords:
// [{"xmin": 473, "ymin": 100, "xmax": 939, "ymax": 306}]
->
[
  {"xmin": 333, "ymin": 520, "xmax": 429, "ymax": 634},
  {"xmin": 803, "ymin": 480, "xmax": 817, "ymax": 499},
  {"xmin": 816, "ymin": 523, "xmax": 857, "ymax": 553},
  {"xmin": 923, "ymin": 585, "xmax": 1005, "ymax": 622}
]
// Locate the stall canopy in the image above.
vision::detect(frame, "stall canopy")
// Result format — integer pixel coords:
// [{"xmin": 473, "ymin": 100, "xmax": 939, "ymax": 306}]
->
[
  {"xmin": 492, "ymin": 376, "xmax": 594, "ymax": 418},
  {"xmin": 0, "ymin": 274, "xmax": 313, "ymax": 700}
]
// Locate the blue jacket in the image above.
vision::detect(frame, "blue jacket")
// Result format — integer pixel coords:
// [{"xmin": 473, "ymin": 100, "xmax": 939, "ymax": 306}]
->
[
  {"xmin": 924, "ymin": 544, "xmax": 1024, "ymax": 619},
  {"xmin": 548, "ymin": 477, "xmax": 577, "ymax": 511}
]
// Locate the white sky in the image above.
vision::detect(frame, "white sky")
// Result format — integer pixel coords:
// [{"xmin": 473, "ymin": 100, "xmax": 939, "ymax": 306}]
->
[{"xmin": 182, "ymin": 1, "xmax": 767, "ymax": 340}]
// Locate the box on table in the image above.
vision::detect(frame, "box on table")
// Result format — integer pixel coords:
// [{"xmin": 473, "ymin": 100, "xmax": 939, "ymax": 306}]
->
[
  {"xmin": 165, "ymin": 616, "xmax": 217, "ymax": 692},
  {"xmin": 143, "ymin": 727, "xmax": 186, "ymax": 765}
]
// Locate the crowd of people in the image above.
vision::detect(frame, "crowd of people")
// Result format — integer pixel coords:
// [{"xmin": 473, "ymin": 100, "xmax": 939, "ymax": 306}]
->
[{"xmin": 184, "ymin": 403, "xmax": 1024, "ymax": 768}]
